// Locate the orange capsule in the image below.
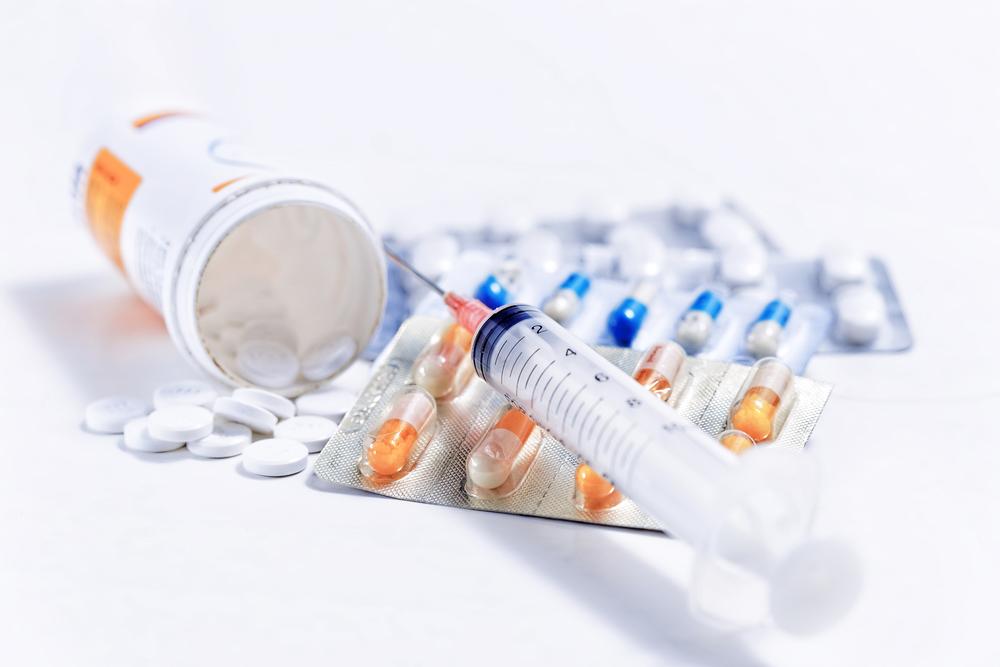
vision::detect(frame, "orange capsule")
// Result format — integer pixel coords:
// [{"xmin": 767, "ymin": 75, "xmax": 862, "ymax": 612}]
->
[
  {"xmin": 574, "ymin": 341, "xmax": 687, "ymax": 511},
  {"xmin": 632, "ymin": 341, "xmax": 686, "ymax": 401},
  {"xmin": 466, "ymin": 407, "xmax": 537, "ymax": 490},
  {"xmin": 362, "ymin": 385, "xmax": 436, "ymax": 478},
  {"xmin": 729, "ymin": 358, "xmax": 793, "ymax": 443},
  {"xmin": 412, "ymin": 323, "xmax": 474, "ymax": 398},
  {"xmin": 719, "ymin": 429, "xmax": 755, "ymax": 454},
  {"xmin": 574, "ymin": 463, "xmax": 623, "ymax": 511}
]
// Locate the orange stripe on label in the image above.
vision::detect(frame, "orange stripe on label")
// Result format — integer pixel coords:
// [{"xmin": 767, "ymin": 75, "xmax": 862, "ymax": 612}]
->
[
  {"xmin": 132, "ymin": 111, "xmax": 189, "ymax": 129},
  {"xmin": 211, "ymin": 175, "xmax": 247, "ymax": 193},
  {"xmin": 85, "ymin": 148, "xmax": 142, "ymax": 271}
]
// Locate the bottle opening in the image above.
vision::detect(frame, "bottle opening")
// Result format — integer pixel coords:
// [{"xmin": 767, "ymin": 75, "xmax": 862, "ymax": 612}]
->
[{"xmin": 194, "ymin": 202, "xmax": 385, "ymax": 395}]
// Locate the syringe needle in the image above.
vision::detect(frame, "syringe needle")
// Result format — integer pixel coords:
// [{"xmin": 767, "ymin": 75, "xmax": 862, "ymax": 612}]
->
[
  {"xmin": 383, "ymin": 242, "xmax": 493, "ymax": 333},
  {"xmin": 382, "ymin": 243, "xmax": 444, "ymax": 295}
]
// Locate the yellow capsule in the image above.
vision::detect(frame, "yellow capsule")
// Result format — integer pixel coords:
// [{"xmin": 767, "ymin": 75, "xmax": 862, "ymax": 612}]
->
[
  {"xmin": 719, "ymin": 429, "xmax": 755, "ymax": 454},
  {"xmin": 729, "ymin": 358, "xmax": 792, "ymax": 443},
  {"xmin": 362, "ymin": 385, "xmax": 436, "ymax": 478},
  {"xmin": 412, "ymin": 323, "xmax": 474, "ymax": 398}
]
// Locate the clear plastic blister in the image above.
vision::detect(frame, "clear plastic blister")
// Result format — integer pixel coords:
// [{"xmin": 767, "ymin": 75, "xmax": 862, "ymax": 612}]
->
[
  {"xmin": 358, "ymin": 384, "xmax": 438, "ymax": 482},
  {"xmin": 377, "ymin": 200, "xmax": 912, "ymax": 367},
  {"xmin": 410, "ymin": 322, "xmax": 474, "ymax": 400},
  {"xmin": 464, "ymin": 405, "xmax": 543, "ymax": 500},
  {"xmin": 314, "ymin": 316, "xmax": 833, "ymax": 530}
]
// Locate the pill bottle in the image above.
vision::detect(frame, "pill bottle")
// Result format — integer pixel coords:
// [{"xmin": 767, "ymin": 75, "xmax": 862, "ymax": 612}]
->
[{"xmin": 72, "ymin": 111, "xmax": 386, "ymax": 396}]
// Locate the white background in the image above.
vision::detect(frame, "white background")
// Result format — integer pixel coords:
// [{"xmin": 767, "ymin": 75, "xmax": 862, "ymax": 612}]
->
[{"xmin": 2, "ymin": 1, "xmax": 999, "ymax": 664}]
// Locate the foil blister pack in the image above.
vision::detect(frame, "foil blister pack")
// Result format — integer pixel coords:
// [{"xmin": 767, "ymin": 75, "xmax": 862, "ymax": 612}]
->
[
  {"xmin": 314, "ymin": 316, "xmax": 833, "ymax": 531},
  {"xmin": 373, "ymin": 198, "xmax": 912, "ymax": 368}
]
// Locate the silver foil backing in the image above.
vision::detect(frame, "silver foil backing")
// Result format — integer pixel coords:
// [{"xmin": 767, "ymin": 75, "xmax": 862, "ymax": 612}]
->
[{"xmin": 313, "ymin": 317, "xmax": 832, "ymax": 531}]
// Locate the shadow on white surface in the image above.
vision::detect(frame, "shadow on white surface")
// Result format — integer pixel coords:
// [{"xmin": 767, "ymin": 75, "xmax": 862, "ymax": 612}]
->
[
  {"xmin": 465, "ymin": 512, "xmax": 766, "ymax": 665},
  {"xmin": 8, "ymin": 272, "xmax": 188, "ymax": 399},
  {"xmin": 114, "ymin": 436, "xmax": 194, "ymax": 463},
  {"xmin": 304, "ymin": 469, "xmax": 389, "ymax": 498}
]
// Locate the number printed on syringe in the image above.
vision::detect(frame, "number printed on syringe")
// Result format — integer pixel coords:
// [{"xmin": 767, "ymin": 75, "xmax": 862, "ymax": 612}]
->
[{"xmin": 471, "ymin": 305, "xmax": 728, "ymax": 491}]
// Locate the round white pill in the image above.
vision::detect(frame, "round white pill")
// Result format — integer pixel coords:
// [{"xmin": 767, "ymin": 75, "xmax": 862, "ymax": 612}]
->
[
  {"xmin": 153, "ymin": 380, "xmax": 218, "ymax": 409},
  {"xmin": 300, "ymin": 335, "xmax": 357, "ymax": 381},
  {"xmin": 213, "ymin": 396, "xmax": 278, "ymax": 433},
  {"xmin": 273, "ymin": 416, "xmax": 338, "ymax": 453},
  {"xmin": 236, "ymin": 339, "xmax": 300, "ymax": 389},
  {"xmin": 719, "ymin": 243, "xmax": 768, "ymax": 287},
  {"xmin": 84, "ymin": 396, "xmax": 150, "ymax": 434},
  {"xmin": 820, "ymin": 247, "xmax": 870, "ymax": 292},
  {"xmin": 147, "ymin": 405, "xmax": 215, "ymax": 443},
  {"xmin": 295, "ymin": 387, "xmax": 357, "ymax": 419},
  {"xmin": 242, "ymin": 438, "xmax": 309, "ymax": 476},
  {"xmin": 700, "ymin": 209, "xmax": 759, "ymax": 249},
  {"xmin": 187, "ymin": 420, "xmax": 252, "ymax": 458},
  {"xmin": 240, "ymin": 319, "xmax": 298, "ymax": 349},
  {"xmin": 232, "ymin": 387, "xmax": 296, "ymax": 419},
  {"xmin": 123, "ymin": 417, "xmax": 184, "ymax": 453},
  {"xmin": 834, "ymin": 284, "xmax": 887, "ymax": 345},
  {"xmin": 608, "ymin": 223, "xmax": 665, "ymax": 279}
]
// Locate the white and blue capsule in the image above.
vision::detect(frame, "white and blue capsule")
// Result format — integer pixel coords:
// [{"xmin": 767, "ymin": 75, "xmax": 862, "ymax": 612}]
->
[
  {"xmin": 474, "ymin": 273, "xmax": 511, "ymax": 310},
  {"xmin": 542, "ymin": 272, "xmax": 591, "ymax": 324},
  {"xmin": 606, "ymin": 278, "xmax": 659, "ymax": 347},
  {"xmin": 745, "ymin": 298, "xmax": 792, "ymax": 358},
  {"xmin": 675, "ymin": 289, "xmax": 724, "ymax": 352}
]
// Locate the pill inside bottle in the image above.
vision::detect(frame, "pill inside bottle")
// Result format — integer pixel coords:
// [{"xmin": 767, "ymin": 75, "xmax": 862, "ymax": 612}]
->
[
  {"xmin": 362, "ymin": 385, "xmax": 437, "ymax": 478},
  {"xmin": 466, "ymin": 407, "xmax": 537, "ymax": 490},
  {"xmin": 412, "ymin": 323, "xmax": 474, "ymax": 398},
  {"xmin": 728, "ymin": 358, "xmax": 793, "ymax": 443}
]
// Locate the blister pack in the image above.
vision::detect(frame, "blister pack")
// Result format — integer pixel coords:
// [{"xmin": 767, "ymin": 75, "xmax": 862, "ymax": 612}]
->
[
  {"xmin": 377, "ymin": 198, "xmax": 912, "ymax": 368},
  {"xmin": 314, "ymin": 316, "xmax": 833, "ymax": 531}
]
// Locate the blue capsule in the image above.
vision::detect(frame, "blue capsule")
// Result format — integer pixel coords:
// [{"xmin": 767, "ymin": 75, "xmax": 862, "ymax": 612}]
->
[
  {"xmin": 559, "ymin": 272, "xmax": 591, "ymax": 297},
  {"xmin": 607, "ymin": 297, "xmax": 649, "ymax": 347},
  {"xmin": 688, "ymin": 289, "xmax": 724, "ymax": 319},
  {"xmin": 755, "ymin": 299, "xmax": 792, "ymax": 327},
  {"xmin": 543, "ymin": 272, "xmax": 592, "ymax": 324},
  {"xmin": 676, "ymin": 289, "xmax": 725, "ymax": 352},
  {"xmin": 474, "ymin": 274, "xmax": 510, "ymax": 309},
  {"xmin": 745, "ymin": 298, "xmax": 793, "ymax": 358}
]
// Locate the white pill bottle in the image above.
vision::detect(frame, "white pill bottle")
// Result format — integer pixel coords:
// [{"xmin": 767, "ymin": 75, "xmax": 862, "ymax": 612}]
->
[{"xmin": 73, "ymin": 111, "xmax": 386, "ymax": 396}]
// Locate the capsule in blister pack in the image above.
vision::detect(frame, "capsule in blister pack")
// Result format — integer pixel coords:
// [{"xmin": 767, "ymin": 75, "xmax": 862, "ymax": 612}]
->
[
  {"xmin": 606, "ymin": 277, "xmax": 660, "ymax": 347},
  {"xmin": 474, "ymin": 273, "xmax": 511, "ymax": 309},
  {"xmin": 315, "ymin": 316, "xmax": 832, "ymax": 531},
  {"xmin": 574, "ymin": 341, "xmax": 688, "ymax": 512},
  {"xmin": 745, "ymin": 298, "xmax": 792, "ymax": 358},
  {"xmin": 728, "ymin": 357, "xmax": 794, "ymax": 444},
  {"xmin": 675, "ymin": 289, "xmax": 725, "ymax": 353},
  {"xmin": 718, "ymin": 428, "xmax": 755, "ymax": 454},
  {"xmin": 542, "ymin": 272, "xmax": 591, "ymax": 324},
  {"xmin": 411, "ymin": 322, "xmax": 474, "ymax": 399},
  {"xmin": 359, "ymin": 384, "xmax": 437, "ymax": 481},
  {"xmin": 465, "ymin": 406, "xmax": 541, "ymax": 498},
  {"xmin": 632, "ymin": 340, "xmax": 688, "ymax": 401}
]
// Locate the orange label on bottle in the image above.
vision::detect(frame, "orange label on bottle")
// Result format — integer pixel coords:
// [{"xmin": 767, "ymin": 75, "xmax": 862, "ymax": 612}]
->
[{"xmin": 85, "ymin": 148, "xmax": 142, "ymax": 271}]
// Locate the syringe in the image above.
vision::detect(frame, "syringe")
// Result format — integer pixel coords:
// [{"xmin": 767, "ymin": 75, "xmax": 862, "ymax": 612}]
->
[{"xmin": 385, "ymin": 246, "xmax": 862, "ymax": 633}]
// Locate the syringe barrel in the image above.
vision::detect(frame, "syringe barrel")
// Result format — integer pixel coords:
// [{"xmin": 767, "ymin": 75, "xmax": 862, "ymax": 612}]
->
[{"xmin": 472, "ymin": 304, "xmax": 738, "ymax": 545}]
